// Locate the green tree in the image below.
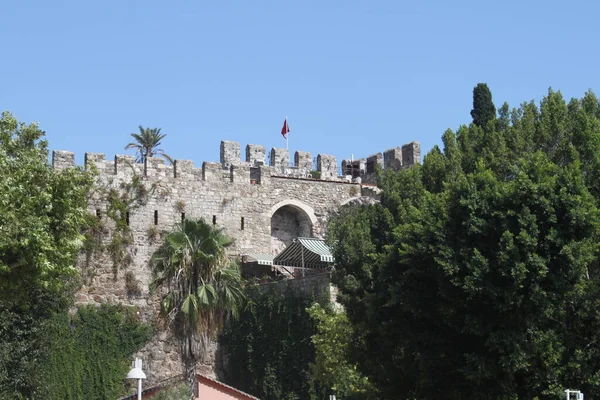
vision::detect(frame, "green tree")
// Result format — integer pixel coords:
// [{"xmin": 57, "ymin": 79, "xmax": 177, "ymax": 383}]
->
[
  {"xmin": 329, "ymin": 89, "xmax": 600, "ymax": 399},
  {"xmin": 125, "ymin": 125, "xmax": 173, "ymax": 165},
  {"xmin": 307, "ymin": 303, "xmax": 375, "ymax": 400},
  {"xmin": 0, "ymin": 111, "xmax": 94, "ymax": 304},
  {"xmin": 470, "ymin": 82, "xmax": 496, "ymax": 127},
  {"xmin": 0, "ymin": 111, "xmax": 95, "ymax": 397},
  {"xmin": 151, "ymin": 218, "xmax": 245, "ymax": 400}
]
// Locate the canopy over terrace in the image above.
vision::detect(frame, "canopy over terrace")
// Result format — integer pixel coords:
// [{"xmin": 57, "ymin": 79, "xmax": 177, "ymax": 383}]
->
[{"xmin": 243, "ymin": 238, "xmax": 335, "ymax": 271}]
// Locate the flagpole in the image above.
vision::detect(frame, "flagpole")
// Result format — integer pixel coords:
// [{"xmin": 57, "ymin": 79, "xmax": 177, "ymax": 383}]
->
[{"xmin": 286, "ymin": 116, "xmax": 288, "ymax": 151}]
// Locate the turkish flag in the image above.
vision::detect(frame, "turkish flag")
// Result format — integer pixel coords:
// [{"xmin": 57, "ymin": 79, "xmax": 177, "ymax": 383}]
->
[{"xmin": 281, "ymin": 118, "xmax": 289, "ymax": 139}]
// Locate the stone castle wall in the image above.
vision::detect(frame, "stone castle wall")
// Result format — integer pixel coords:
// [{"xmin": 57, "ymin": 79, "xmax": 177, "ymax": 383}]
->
[{"xmin": 51, "ymin": 139, "xmax": 420, "ymax": 384}]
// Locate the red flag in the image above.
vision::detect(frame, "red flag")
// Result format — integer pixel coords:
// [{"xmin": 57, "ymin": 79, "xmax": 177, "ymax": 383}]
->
[{"xmin": 281, "ymin": 118, "xmax": 289, "ymax": 139}]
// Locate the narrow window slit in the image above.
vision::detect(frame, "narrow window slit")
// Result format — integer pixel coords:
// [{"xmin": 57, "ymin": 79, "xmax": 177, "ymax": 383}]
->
[
  {"xmin": 125, "ymin": 211, "xmax": 130, "ymax": 226},
  {"xmin": 241, "ymin": 217, "xmax": 245, "ymax": 230},
  {"xmin": 154, "ymin": 210, "xmax": 158, "ymax": 225},
  {"xmin": 212, "ymin": 215, "xmax": 217, "ymax": 225},
  {"xmin": 96, "ymin": 209, "xmax": 101, "ymax": 219},
  {"xmin": 181, "ymin": 212, "xmax": 185, "ymax": 222}
]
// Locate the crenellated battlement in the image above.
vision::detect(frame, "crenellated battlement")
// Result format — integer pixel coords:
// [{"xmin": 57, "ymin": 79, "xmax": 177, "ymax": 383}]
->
[{"xmin": 53, "ymin": 139, "xmax": 420, "ymax": 185}]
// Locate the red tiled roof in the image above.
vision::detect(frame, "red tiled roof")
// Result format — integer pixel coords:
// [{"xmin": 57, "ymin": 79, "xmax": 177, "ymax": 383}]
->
[
  {"xmin": 118, "ymin": 374, "xmax": 260, "ymax": 400},
  {"xmin": 197, "ymin": 374, "xmax": 260, "ymax": 400}
]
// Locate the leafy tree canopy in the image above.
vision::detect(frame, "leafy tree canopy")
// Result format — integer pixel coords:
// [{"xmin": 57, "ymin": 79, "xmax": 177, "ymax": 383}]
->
[
  {"xmin": 0, "ymin": 111, "xmax": 98, "ymax": 398},
  {"xmin": 0, "ymin": 111, "xmax": 94, "ymax": 306},
  {"xmin": 328, "ymin": 89, "xmax": 600, "ymax": 399},
  {"xmin": 307, "ymin": 303, "xmax": 375, "ymax": 400}
]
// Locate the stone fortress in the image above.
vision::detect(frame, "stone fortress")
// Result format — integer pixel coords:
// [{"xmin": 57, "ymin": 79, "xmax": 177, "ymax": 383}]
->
[{"xmin": 51, "ymin": 138, "xmax": 420, "ymax": 383}]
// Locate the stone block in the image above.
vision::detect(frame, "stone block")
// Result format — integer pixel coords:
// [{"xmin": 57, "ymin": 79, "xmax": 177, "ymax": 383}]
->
[
  {"xmin": 270, "ymin": 148, "xmax": 289, "ymax": 171},
  {"xmin": 145, "ymin": 157, "xmax": 166, "ymax": 178},
  {"xmin": 294, "ymin": 151, "xmax": 312, "ymax": 170},
  {"xmin": 85, "ymin": 152, "xmax": 106, "ymax": 172},
  {"xmin": 246, "ymin": 144, "xmax": 266, "ymax": 166},
  {"xmin": 258, "ymin": 165, "xmax": 272, "ymax": 185},
  {"xmin": 402, "ymin": 141, "xmax": 421, "ymax": 166},
  {"xmin": 231, "ymin": 165, "xmax": 251, "ymax": 183},
  {"xmin": 317, "ymin": 154, "xmax": 337, "ymax": 180},
  {"xmin": 220, "ymin": 140, "xmax": 240, "ymax": 169},
  {"xmin": 365, "ymin": 153, "xmax": 383, "ymax": 174},
  {"xmin": 202, "ymin": 161, "xmax": 222, "ymax": 182},
  {"xmin": 115, "ymin": 155, "xmax": 138, "ymax": 176},
  {"xmin": 174, "ymin": 159, "xmax": 194, "ymax": 178},
  {"xmin": 384, "ymin": 147, "xmax": 402, "ymax": 171},
  {"xmin": 52, "ymin": 150, "xmax": 75, "ymax": 170}
]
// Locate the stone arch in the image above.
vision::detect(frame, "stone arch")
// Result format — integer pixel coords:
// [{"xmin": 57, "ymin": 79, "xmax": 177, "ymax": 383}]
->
[
  {"xmin": 339, "ymin": 196, "xmax": 362, "ymax": 206},
  {"xmin": 270, "ymin": 199, "xmax": 317, "ymax": 253},
  {"xmin": 339, "ymin": 196, "xmax": 379, "ymax": 207}
]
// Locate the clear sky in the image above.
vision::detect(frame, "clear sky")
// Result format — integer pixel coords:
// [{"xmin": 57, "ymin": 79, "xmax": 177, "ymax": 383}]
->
[{"xmin": 2, "ymin": 0, "xmax": 599, "ymax": 168}]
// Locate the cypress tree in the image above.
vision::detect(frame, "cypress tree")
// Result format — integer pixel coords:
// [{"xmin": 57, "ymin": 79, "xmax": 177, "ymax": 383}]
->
[{"xmin": 470, "ymin": 83, "xmax": 496, "ymax": 127}]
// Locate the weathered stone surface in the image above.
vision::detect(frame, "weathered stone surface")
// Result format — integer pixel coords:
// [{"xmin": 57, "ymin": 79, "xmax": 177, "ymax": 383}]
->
[
  {"xmin": 220, "ymin": 140, "xmax": 241, "ymax": 168},
  {"xmin": 270, "ymin": 148, "xmax": 289, "ymax": 172},
  {"xmin": 52, "ymin": 150, "xmax": 75, "ymax": 170},
  {"xmin": 58, "ymin": 137, "xmax": 418, "ymax": 386},
  {"xmin": 384, "ymin": 147, "xmax": 402, "ymax": 171},
  {"xmin": 317, "ymin": 154, "xmax": 337, "ymax": 180},
  {"xmin": 402, "ymin": 141, "xmax": 421, "ymax": 167},
  {"xmin": 294, "ymin": 150, "xmax": 312, "ymax": 170},
  {"xmin": 246, "ymin": 144, "xmax": 266, "ymax": 166}
]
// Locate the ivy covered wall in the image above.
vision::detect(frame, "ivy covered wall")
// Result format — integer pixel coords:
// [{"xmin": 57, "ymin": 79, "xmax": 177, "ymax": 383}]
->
[
  {"xmin": 220, "ymin": 284, "xmax": 329, "ymax": 400},
  {"xmin": 40, "ymin": 304, "xmax": 152, "ymax": 400}
]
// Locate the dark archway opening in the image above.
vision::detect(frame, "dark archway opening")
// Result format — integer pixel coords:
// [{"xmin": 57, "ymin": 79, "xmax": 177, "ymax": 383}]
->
[{"xmin": 270, "ymin": 205, "xmax": 312, "ymax": 253}]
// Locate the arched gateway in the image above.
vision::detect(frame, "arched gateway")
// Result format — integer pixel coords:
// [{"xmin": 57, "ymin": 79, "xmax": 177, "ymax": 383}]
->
[{"xmin": 269, "ymin": 200, "xmax": 318, "ymax": 253}]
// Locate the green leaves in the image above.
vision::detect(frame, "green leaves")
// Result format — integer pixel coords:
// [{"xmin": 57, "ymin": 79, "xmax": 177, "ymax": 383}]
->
[
  {"xmin": 0, "ymin": 111, "xmax": 95, "ymax": 305},
  {"xmin": 307, "ymin": 303, "xmax": 375, "ymax": 399},
  {"xmin": 329, "ymin": 88, "xmax": 600, "ymax": 399},
  {"xmin": 125, "ymin": 125, "xmax": 173, "ymax": 165},
  {"xmin": 471, "ymin": 83, "xmax": 496, "ymax": 127}
]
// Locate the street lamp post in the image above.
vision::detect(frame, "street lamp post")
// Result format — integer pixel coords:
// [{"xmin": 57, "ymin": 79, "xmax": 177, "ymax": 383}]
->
[
  {"xmin": 565, "ymin": 389, "xmax": 584, "ymax": 400},
  {"xmin": 126, "ymin": 358, "xmax": 146, "ymax": 400}
]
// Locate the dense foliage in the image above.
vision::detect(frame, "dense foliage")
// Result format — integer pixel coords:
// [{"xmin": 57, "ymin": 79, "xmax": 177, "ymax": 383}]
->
[
  {"xmin": 0, "ymin": 287, "xmax": 70, "ymax": 399},
  {"xmin": 40, "ymin": 304, "xmax": 152, "ymax": 400},
  {"xmin": 0, "ymin": 111, "xmax": 96, "ymax": 398},
  {"xmin": 221, "ymin": 285, "xmax": 329, "ymax": 400},
  {"xmin": 328, "ymin": 88, "xmax": 600, "ymax": 399},
  {"xmin": 0, "ymin": 111, "xmax": 94, "ymax": 305},
  {"xmin": 307, "ymin": 303, "xmax": 375, "ymax": 399}
]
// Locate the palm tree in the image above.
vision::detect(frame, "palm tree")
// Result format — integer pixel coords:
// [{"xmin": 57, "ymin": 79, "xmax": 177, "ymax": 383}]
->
[
  {"xmin": 125, "ymin": 126, "xmax": 174, "ymax": 165},
  {"xmin": 151, "ymin": 218, "xmax": 245, "ymax": 399}
]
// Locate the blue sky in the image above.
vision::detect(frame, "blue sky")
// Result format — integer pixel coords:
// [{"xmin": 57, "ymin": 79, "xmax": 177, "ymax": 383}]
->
[{"xmin": 2, "ymin": 0, "xmax": 599, "ymax": 168}]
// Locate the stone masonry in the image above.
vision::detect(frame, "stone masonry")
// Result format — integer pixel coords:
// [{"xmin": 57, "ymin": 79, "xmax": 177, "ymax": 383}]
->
[{"xmin": 52, "ymin": 139, "xmax": 420, "ymax": 385}]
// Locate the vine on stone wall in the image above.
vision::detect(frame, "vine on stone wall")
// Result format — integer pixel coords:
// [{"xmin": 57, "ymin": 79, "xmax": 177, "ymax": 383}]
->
[
  {"xmin": 82, "ymin": 166, "xmax": 157, "ymax": 280},
  {"xmin": 221, "ymin": 285, "xmax": 329, "ymax": 400}
]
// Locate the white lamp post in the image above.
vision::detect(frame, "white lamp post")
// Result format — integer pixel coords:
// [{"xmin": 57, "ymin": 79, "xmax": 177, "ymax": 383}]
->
[
  {"xmin": 565, "ymin": 389, "xmax": 584, "ymax": 400},
  {"xmin": 126, "ymin": 358, "xmax": 146, "ymax": 400}
]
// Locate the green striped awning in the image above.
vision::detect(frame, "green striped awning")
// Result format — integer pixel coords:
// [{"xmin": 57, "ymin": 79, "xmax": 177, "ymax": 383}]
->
[
  {"xmin": 273, "ymin": 238, "xmax": 334, "ymax": 269},
  {"xmin": 243, "ymin": 253, "xmax": 275, "ymax": 266}
]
